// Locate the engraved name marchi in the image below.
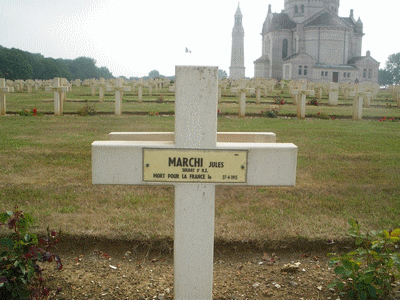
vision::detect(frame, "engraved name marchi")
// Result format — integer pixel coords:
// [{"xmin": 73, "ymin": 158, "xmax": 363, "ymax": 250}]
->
[{"xmin": 168, "ymin": 157, "xmax": 224, "ymax": 168}]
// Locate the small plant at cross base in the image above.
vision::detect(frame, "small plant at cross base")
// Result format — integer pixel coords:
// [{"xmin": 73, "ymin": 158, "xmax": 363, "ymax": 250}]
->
[
  {"xmin": 77, "ymin": 104, "xmax": 96, "ymax": 116},
  {"xmin": 19, "ymin": 108, "xmax": 39, "ymax": 116},
  {"xmin": 262, "ymin": 108, "xmax": 279, "ymax": 118},
  {"xmin": 316, "ymin": 112, "xmax": 330, "ymax": 120},
  {"xmin": 308, "ymin": 98, "xmax": 319, "ymax": 106},
  {"xmin": 0, "ymin": 206, "xmax": 63, "ymax": 299},
  {"xmin": 379, "ymin": 117, "xmax": 397, "ymax": 122},
  {"xmin": 157, "ymin": 94, "xmax": 164, "ymax": 103},
  {"xmin": 274, "ymin": 96, "xmax": 285, "ymax": 105},
  {"xmin": 328, "ymin": 219, "xmax": 400, "ymax": 299}
]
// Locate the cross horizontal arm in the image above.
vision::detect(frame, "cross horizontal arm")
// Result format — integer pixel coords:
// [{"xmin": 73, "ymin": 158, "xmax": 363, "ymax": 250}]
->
[
  {"xmin": 92, "ymin": 141, "xmax": 297, "ymax": 186},
  {"xmin": 108, "ymin": 132, "xmax": 276, "ymax": 143}
]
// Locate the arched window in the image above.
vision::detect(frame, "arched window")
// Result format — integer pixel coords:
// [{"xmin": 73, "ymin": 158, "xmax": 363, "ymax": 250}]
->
[
  {"xmin": 282, "ymin": 39, "xmax": 288, "ymax": 59},
  {"xmin": 294, "ymin": 5, "xmax": 298, "ymax": 14},
  {"xmin": 301, "ymin": 5, "xmax": 305, "ymax": 13}
]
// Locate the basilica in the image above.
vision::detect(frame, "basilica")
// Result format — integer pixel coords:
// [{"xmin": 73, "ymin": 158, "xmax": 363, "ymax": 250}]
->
[{"xmin": 253, "ymin": 0, "xmax": 379, "ymax": 83}]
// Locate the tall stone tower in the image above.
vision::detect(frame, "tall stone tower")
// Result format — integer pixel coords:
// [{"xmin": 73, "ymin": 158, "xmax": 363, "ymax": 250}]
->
[{"xmin": 229, "ymin": 3, "xmax": 245, "ymax": 79}]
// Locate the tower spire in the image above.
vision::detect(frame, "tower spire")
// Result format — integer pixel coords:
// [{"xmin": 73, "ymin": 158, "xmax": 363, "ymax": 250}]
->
[
  {"xmin": 229, "ymin": 3, "xmax": 245, "ymax": 79},
  {"xmin": 235, "ymin": 3, "xmax": 242, "ymax": 17}
]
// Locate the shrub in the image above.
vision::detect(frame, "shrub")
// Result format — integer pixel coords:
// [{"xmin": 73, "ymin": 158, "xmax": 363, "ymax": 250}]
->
[
  {"xmin": 262, "ymin": 109, "xmax": 279, "ymax": 118},
  {"xmin": 308, "ymin": 98, "xmax": 319, "ymax": 106},
  {"xmin": 0, "ymin": 207, "xmax": 63, "ymax": 299},
  {"xmin": 328, "ymin": 219, "xmax": 400, "ymax": 299},
  {"xmin": 274, "ymin": 97, "xmax": 285, "ymax": 105},
  {"xmin": 157, "ymin": 94, "xmax": 164, "ymax": 103},
  {"xmin": 77, "ymin": 104, "xmax": 96, "ymax": 116},
  {"xmin": 18, "ymin": 108, "xmax": 39, "ymax": 116},
  {"xmin": 316, "ymin": 112, "xmax": 330, "ymax": 120}
]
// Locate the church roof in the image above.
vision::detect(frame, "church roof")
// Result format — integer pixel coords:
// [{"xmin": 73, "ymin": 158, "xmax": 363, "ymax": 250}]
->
[
  {"xmin": 283, "ymin": 52, "xmax": 315, "ymax": 62},
  {"xmin": 303, "ymin": 11, "xmax": 350, "ymax": 28},
  {"xmin": 254, "ymin": 55, "xmax": 270, "ymax": 64},
  {"xmin": 314, "ymin": 63, "xmax": 355, "ymax": 70},
  {"xmin": 348, "ymin": 55, "xmax": 379, "ymax": 65},
  {"xmin": 341, "ymin": 17, "xmax": 355, "ymax": 26},
  {"xmin": 270, "ymin": 13, "xmax": 297, "ymax": 30}
]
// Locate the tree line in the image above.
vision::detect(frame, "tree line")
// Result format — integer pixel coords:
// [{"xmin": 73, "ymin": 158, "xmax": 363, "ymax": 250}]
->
[
  {"xmin": 379, "ymin": 53, "xmax": 400, "ymax": 86},
  {"xmin": 0, "ymin": 45, "xmax": 113, "ymax": 81}
]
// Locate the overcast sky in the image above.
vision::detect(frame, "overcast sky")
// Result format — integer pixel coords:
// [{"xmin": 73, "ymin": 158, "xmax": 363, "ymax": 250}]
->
[{"xmin": 0, "ymin": 0, "xmax": 397, "ymax": 78}]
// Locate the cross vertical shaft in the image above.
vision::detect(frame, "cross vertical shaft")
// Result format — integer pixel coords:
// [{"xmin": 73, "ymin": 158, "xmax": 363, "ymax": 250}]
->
[{"xmin": 174, "ymin": 66, "xmax": 218, "ymax": 299}]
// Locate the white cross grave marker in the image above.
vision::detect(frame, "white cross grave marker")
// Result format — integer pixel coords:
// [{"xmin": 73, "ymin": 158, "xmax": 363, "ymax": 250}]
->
[
  {"xmin": 350, "ymin": 84, "xmax": 367, "ymax": 121},
  {"xmin": 0, "ymin": 78, "xmax": 14, "ymax": 116},
  {"xmin": 329, "ymin": 82, "xmax": 339, "ymax": 106},
  {"xmin": 45, "ymin": 78, "xmax": 69, "ymax": 116},
  {"xmin": 90, "ymin": 79, "xmax": 97, "ymax": 96},
  {"xmin": 137, "ymin": 79, "xmax": 144, "ymax": 102},
  {"xmin": 92, "ymin": 66, "xmax": 297, "ymax": 299},
  {"xmin": 106, "ymin": 78, "xmax": 131, "ymax": 116},
  {"xmin": 25, "ymin": 80, "xmax": 35, "ymax": 93},
  {"xmin": 251, "ymin": 78, "xmax": 264, "ymax": 104},
  {"xmin": 98, "ymin": 78, "xmax": 107, "ymax": 103},
  {"xmin": 231, "ymin": 79, "xmax": 255, "ymax": 117},
  {"xmin": 296, "ymin": 82, "xmax": 315, "ymax": 119}
]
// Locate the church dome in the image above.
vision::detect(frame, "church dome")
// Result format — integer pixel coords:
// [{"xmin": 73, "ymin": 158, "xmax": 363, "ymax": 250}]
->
[{"xmin": 284, "ymin": 0, "xmax": 340, "ymax": 20}]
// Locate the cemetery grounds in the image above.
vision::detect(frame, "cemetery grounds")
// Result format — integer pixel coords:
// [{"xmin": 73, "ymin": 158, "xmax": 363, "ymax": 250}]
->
[{"xmin": 0, "ymin": 85, "xmax": 399, "ymax": 299}]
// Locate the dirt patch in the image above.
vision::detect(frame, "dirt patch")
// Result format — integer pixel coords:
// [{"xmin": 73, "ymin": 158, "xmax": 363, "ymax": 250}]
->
[{"xmin": 40, "ymin": 237, "xmax": 400, "ymax": 299}]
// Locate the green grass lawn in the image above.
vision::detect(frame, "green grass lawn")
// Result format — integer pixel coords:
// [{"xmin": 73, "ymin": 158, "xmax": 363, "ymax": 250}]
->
[{"xmin": 0, "ymin": 110, "xmax": 399, "ymax": 243}]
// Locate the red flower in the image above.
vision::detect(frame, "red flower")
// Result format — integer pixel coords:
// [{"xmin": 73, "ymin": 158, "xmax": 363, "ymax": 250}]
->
[{"xmin": 32, "ymin": 108, "xmax": 37, "ymax": 113}]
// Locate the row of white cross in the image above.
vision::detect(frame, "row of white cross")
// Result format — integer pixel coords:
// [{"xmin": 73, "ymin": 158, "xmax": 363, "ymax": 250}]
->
[{"xmin": 0, "ymin": 77, "xmax": 397, "ymax": 118}]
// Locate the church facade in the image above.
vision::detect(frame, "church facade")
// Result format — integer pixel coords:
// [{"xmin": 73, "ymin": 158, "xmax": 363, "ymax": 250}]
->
[{"xmin": 254, "ymin": 0, "xmax": 379, "ymax": 83}]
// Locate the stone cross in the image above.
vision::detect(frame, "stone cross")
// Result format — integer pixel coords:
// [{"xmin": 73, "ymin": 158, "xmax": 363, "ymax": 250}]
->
[
  {"xmin": 280, "ymin": 80, "xmax": 285, "ymax": 90},
  {"xmin": 92, "ymin": 66, "xmax": 297, "ymax": 300},
  {"xmin": 218, "ymin": 80, "xmax": 223, "ymax": 103},
  {"xmin": 264, "ymin": 79, "xmax": 275, "ymax": 98},
  {"xmin": 106, "ymin": 78, "xmax": 131, "ymax": 116},
  {"xmin": 314, "ymin": 82, "xmax": 327, "ymax": 101},
  {"xmin": 15, "ymin": 80, "xmax": 23, "ymax": 92},
  {"xmin": 90, "ymin": 79, "xmax": 97, "ymax": 96},
  {"xmin": 364, "ymin": 91, "xmax": 372, "ymax": 108},
  {"xmin": 147, "ymin": 79, "xmax": 156, "ymax": 97},
  {"xmin": 290, "ymin": 83, "xmax": 300, "ymax": 105},
  {"xmin": 72, "ymin": 79, "xmax": 82, "ymax": 87},
  {"xmin": 251, "ymin": 78, "xmax": 264, "ymax": 104},
  {"xmin": 350, "ymin": 84, "xmax": 365, "ymax": 121},
  {"xmin": 231, "ymin": 79, "xmax": 255, "ymax": 117},
  {"xmin": 0, "ymin": 78, "xmax": 13, "ymax": 116},
  {"xmin": 45, "ymin": 78, "xmax": 69, "ymax": 116},
  {"xmin": 396, "ymin": 88, "xmax": 400, "ymax": 107},
  {"xmin": 137, "ymin": 79, "xmax": 144, "ymax": 102},
  {"xmin": 98, "ymin": 78, "xmax": 107, "ymax": 103},
  {"xmin": 329, "ymin": 82, "xmax": 339, "ymax": 106},
  {"xmin": 295, "ymin": 82, "xmax": 315, "ymax": 119},
  {"xmin": 168, "ymin": 84, "xmax": 176, "ymax": 93},
  {"xmin": 25, "ymin": 80, "xmax": 35, "ymax": 93}
]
